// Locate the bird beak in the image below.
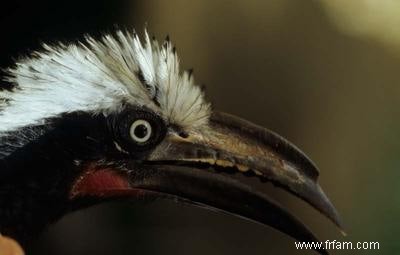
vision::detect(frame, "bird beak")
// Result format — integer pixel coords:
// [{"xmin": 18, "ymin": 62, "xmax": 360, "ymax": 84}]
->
[
  {"xmin": 130, "ymin": 112, "xmax": 342, "ymax": 254},
  {"xmin": 71, "ymin": 112, "xmax": 342, "ymax": 255}
]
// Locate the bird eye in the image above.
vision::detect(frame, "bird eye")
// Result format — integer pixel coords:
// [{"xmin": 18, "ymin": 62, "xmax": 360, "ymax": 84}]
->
[
  {"xmin": 130, "ymin": 119, "xmax": 152, "ymax": 143},
  {"xmin": 108, "ymin": 107, "xmax": 167, "ymax": 154}
]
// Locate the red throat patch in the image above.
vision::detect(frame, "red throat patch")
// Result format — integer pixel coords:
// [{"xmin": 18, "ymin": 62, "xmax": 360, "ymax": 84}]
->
[{"xmin": 70, "ymin": 164, "xmax": 141, "ymax": 199}]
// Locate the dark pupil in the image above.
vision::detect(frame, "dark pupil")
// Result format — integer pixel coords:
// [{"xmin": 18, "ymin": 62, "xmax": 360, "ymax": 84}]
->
[{"xmin": 134, "ymin": 124, "xmax": 148, "ymax": 139}]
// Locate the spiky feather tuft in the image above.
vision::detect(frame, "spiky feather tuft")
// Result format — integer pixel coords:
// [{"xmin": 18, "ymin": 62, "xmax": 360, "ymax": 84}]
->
[{"xmin": 0, "ymin": 30, "xmax": 211, "ymax": 134}]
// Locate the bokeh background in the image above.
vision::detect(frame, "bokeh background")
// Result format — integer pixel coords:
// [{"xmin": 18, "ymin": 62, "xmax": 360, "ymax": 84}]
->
[{"xmin": 1, "ymin": 0, "xmax": 399, "ymax": 254}]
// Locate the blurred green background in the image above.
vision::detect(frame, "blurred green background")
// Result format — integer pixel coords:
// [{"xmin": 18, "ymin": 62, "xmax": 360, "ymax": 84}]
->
[{"xmin": 2, "ymin": 0, "xmax": 399, "ymax": 254}]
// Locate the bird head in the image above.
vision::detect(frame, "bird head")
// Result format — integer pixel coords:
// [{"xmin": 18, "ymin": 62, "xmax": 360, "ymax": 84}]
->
[{"xmin": 0, "ymin": 30, "xmax": 342, "ymax": 254}]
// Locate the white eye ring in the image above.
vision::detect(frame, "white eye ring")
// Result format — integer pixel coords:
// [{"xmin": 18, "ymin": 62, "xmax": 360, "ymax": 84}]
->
[{"xmin": 129, "ymin": 119, "xmax": 152, "ymax": 143}]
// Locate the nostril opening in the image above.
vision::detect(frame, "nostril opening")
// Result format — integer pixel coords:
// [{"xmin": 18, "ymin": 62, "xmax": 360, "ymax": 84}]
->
[{"xmin": 178, "ymin": 131, "xmax": 189, "ymax": 138}]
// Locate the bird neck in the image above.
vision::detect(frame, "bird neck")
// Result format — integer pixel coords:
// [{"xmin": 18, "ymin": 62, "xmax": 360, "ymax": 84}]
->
[
  {"xmin": 0, "ymin": 113, "xmax": 110, "ymax": 247},
  {"xmin": 0, "ymin": 168, "xmax": 71, "ymax": 247},
  {"xmin": 0, "ymin": 143, "xmax": 75, "ymax": 246}
]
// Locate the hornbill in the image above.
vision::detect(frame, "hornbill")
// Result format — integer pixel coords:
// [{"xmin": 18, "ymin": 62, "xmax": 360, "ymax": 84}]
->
[{"xmin": 0, "ymin": 30, "xmax": 342, "ymax": 254}]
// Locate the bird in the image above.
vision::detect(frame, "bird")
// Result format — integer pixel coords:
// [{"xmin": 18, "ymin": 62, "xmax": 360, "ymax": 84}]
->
[{"xmin": 0, "ymin": 29, "xmax": 342, "ymax": 254}]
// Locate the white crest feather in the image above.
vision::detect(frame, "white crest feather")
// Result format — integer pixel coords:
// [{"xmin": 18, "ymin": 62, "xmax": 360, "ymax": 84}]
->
[{"xmin": 0, "ymin": 30, "xmax": 211, "ymax": 134}]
